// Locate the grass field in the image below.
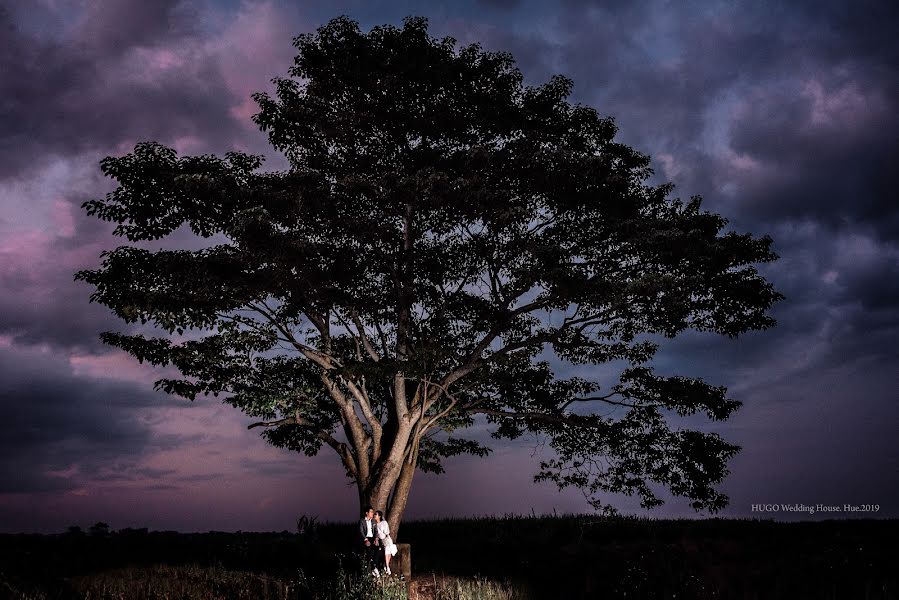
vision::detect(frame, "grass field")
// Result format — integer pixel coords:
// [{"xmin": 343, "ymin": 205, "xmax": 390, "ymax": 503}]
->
[{"xmin": 1, "ymin": 514, "xmax": 896, "ymax": 599}]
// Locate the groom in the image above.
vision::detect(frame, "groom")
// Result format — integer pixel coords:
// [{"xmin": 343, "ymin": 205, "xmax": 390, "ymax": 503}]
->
[{"xmin": 358, "ymin": 506, "xmax": 384, "ymax": 574}]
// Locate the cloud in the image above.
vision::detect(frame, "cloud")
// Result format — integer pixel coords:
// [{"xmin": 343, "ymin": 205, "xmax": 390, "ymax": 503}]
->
[
  {"xmin": 0, "ymin": 0, "xmax": 284, "ymax": 181},
  {"xmin": 723, "ymin": 74, "xmax": 898, "ymax": 238},
  {"xmin": 0, "ymin": 341, "xmax": 187, "ymax": 494},
  {"xmin": 0, "ymin": 190, "xmax": 128, "ymax": 352},
  {"xmin": 474, "ymin": 0, "xmax": 523, "ymax": 10},
  {"xmin": 75, "ymin": 0, "xmax": 196, "ymax": 56},
  {"xmin": 208, "ymin": 1, "xmax": 300, "ymax": 128},
  {"xmin": 0, "ymin": 1, "xmax": 297, "ymax": 355}
]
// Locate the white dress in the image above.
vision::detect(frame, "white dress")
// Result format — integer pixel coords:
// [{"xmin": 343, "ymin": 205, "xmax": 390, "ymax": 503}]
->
[{"xmin": 377, "ymin": 520, "xmax": 397, "ymax": 556}]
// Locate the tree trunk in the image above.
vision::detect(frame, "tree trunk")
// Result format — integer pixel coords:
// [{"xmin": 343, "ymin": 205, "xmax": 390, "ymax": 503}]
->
[
  {"xmin": 359, "ymin": 480, "xmax": 391, "ymax": 520},
  {"xmin": 386, "ymin": 444, "xmax": 417, "ymax": 539},
  {"xmin": 357, "ymin": 436, "xmax": 418, "ymax": 540}
]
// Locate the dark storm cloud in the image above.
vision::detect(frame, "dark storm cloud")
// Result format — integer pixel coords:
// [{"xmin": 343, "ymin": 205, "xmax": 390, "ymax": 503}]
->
[
  {"xmin": 800, "ymin": 0, "xmax": 899, "ymax": 65},
  {"xmin": 726, "ymin": 78, "xmax": 899, "ymax": 239},
  {"xmin": 0, "ymin": 192, "xmax": 138, "ymax": 353},
  {"xmin": 90, "ymin": 467, "xmax": 179, "ymax": 483},
  {"xmin": 0, "ymin": 0, "xmax": 295, "ymax": 353},
  {"xmin": 173, "ymin": 473, "xmax": 224, "ymax": 483},
  {"xmin": 474, "ymin": 0, "xmax": 522, "ymax": 9},
  {"xmin": 0, "ymin": 343, "xmax": 188, "ymax": 494},
  {"xmin": 77, "ymin": 0, "xmax": 196, "ymax": 56},
  {"xmin": 0, "ymin": 285, "xmax": 121, "ymax": 355},
  {"xmin": 565, "ymin": 0, "xmax": 897, "ymax": 240},
  {"xmin": 0, "ymin": 1, "xmax": 244, "ymax": 180},
  {"xmin": 839, "ymin": 253, "xmax": 899, "ymax": 311}
]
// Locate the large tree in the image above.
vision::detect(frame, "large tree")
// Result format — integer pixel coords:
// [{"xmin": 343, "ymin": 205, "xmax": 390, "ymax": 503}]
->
[{"xmin": 76, "ymin": 16, "xmax": 781, "ymax": 536}]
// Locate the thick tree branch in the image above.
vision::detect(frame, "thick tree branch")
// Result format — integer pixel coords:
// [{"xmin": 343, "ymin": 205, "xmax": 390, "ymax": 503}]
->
[
  {"xmin": 248, "ymin": 302, "xmax": 336, "ymax": 370},
  {"xmin": 333, "ymin": 309, "xmax": 364, "ymax": 362},
  {"xmin": 248, "ymin": 303, "xmax": 376, "ymax": 479},
  {"xmin": 439, "ymin": 286, "xmax": 553, "ymax": 389},
  {"xmin": 463, "ymin": 407, "xmax": 599, "ymax": 427},
  {"xmin": 321, "ymin": 371, "xmax": 372, "ymax": 480},
  {"xmin": 247, "ymin": 416, "xmax": 295, "ymax": 429},
  {"xmin": 340, "ymin": 375, "xmax": 383, "ymax": 461},
  {"xmin": 247, "ymin": 303, "xmax": 380, "ymax": 451},
  {"xmin": 407, "ymin": 377, "xmax": 460, "ymax": 433},
  {"xmin": 214, "ymin": 312, "xmax": 292, "ymax": 345},
  {"xmin": 329, "ymin": 311, "xmax": 383, "ymax": 458},
  {"xmin": 351, "ymin": 311, "xmax": 381, "ymax": 362},
  {"xmin": 373, "ymin": 320, "xmax": 390, "ymax": 358},
  {"xmin": 443, "ymin": 302, "xmax": 614, "ymax": 390},
  {"xmin": 561, "ymin": 394, "xmax": 658, "ymax": 410},
  {"xmin": 247, "ymin": 411, "xmax": 358, "ymax": 478}
]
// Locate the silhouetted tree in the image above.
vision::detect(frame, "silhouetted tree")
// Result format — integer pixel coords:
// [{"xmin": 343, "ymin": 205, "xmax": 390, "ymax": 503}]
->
[
  {"xmin": 296, "ymin": 515, "xmax": 320, "ymax": 541},
  {"xmin": 88, "ymin": 522, "xmax": 110, "ymax": 536},
  {"xmin": 76, "ymin": 16, "xmax": 781, "ymax": 536}
]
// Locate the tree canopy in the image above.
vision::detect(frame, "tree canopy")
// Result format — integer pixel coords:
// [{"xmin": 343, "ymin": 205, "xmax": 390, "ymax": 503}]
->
[{"xmin": 76, "ymin": 15, "xmax": 782, "ymax": 532}]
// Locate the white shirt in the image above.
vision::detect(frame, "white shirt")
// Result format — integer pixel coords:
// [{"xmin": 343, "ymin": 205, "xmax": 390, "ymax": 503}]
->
[{"xmin": 365, "ymin": 518, "xmax": 373, "ymax": 537}]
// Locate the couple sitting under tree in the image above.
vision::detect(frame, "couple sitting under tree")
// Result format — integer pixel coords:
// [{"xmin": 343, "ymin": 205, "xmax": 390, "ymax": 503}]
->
[{"xmin": 359, "ymin": 506, "xmax": 398, "ymax": 577}]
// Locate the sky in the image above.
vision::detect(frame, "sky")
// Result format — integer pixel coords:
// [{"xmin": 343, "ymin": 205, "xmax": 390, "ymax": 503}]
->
[{"xmin": 1, "ymin": 0, "xmax": 897, "ymax": 533}]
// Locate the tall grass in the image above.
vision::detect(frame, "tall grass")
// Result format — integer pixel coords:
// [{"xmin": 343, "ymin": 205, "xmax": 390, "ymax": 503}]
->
[
  {"xmin": 410, "ymin": 574, "xmax": 532, "ymax": 600},
  {"xmin": 2, "ymin": 564, "xmax": 535, "ymax": 600},
  {"xmin": 68, "ymin": 563, "xmax": 291, "ymax": 600},
  {"xmin": 1, "ymin": 570, "xmax": 51, "ymax": 600},
  {"xmin": 296, "ymin": 557, "xmax": 408, "ymax": 600}
]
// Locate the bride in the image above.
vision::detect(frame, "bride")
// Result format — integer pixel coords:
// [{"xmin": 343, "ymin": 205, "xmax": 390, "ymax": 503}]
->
[{"xmin": 373, "ymin": 510, "xmax": 397, "ymax": 575}]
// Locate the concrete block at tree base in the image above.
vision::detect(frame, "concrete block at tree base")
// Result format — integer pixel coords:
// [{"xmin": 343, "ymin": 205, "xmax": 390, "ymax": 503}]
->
[{"xmin": 393, "ymin": 543, "xmax": 411, "ymax": 581}]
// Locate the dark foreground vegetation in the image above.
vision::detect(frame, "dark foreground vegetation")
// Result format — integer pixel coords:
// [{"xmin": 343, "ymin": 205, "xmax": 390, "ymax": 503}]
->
[{"xmin": 1, "ymin": 515, "xmax": 896, "ymax": 599}]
